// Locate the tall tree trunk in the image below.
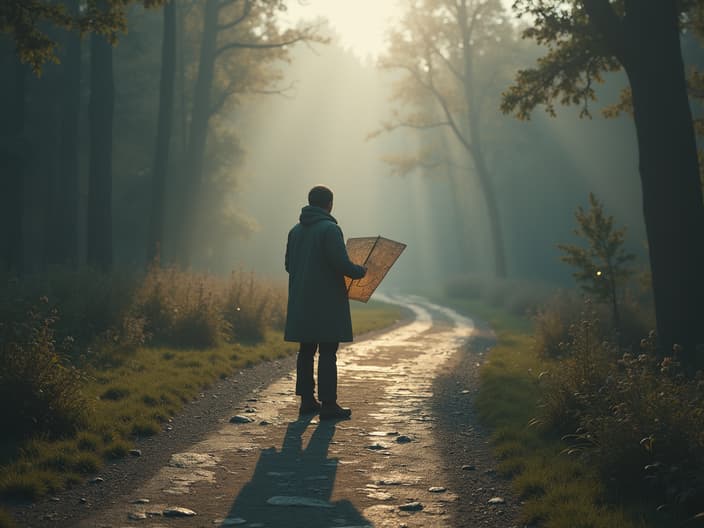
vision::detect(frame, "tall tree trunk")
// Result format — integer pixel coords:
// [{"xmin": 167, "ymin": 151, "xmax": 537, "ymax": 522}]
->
[
  {"xmin": 468, "ymin": 138, "xmax": 507, "ymax": 278},
  {"xmin": 623, "ymin": 4, "xmax": 704, "ymax": 365},
  {"xmin": 178, "ymin": 0, "xmax": 188, "ymax": 154},
  {"xmin": 87, "ymin": 29, "xmax": 114, "ymax": 271},
  {"xmin": 0, "ymin": 56, "xmax": 26, "ymax": 274},
  {"xmin": 148, "ymin": 0, "xmax": 177, "ymax": 266},
  {"xmin": 42, "ymin": 6, "xmax": 81, "ymax": 268},
  {"xmin": 459, "ymin": 0, "xmax": 508, "ymax": 278},
  {"xmin": 40, "ymin": 71, "xmax": 62, "ymax": 271},
  {"xmin": 55, "ymin": 0, "xmax": 82, "ymax": 268},
  {"xmin": 178, "ymin": 0, "xmax": 219, "ymax": 266}
]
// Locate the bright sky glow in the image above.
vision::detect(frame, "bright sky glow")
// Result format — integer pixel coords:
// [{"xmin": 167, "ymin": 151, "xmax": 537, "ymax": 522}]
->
[
  {"xmin": 283, "ymin": 0, "xmax": 517, "ymax": 60},
  {"xmin": 284, "ymin": 0, "xmax": 404, "ymax": 60}
]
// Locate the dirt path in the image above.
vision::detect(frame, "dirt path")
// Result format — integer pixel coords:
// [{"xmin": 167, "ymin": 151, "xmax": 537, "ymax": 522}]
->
[{"xmin": 23, "ymin": 296, "xmax": 521, "ymax": 528}]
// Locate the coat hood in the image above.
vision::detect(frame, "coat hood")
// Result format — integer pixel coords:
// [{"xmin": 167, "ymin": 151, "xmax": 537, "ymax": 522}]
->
[{"xmin": 299, "ymin": 205, "xmax": 337, "ymax": 226}]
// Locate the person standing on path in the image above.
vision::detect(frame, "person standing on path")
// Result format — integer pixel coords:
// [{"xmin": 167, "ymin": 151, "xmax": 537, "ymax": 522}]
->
[{"xmin": 284, "ymin": 185, "xmax": 366, "ymax": 420}]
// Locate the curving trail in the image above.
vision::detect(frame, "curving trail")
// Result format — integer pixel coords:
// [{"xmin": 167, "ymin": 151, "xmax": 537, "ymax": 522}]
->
[{"xmin": 74, "ymin": 296, "xmax": 518, "ymax": 528}]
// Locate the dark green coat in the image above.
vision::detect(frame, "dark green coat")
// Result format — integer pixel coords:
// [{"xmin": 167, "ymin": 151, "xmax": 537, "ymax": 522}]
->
[{"xmin": 284, "ymin": 206, "xmax": 365, "ymax": 343}]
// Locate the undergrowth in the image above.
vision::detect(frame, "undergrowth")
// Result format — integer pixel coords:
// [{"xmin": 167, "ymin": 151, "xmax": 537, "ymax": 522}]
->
[
  {"xmin": 0, "ymin": 268, "xmax": 401, "ymax": 503},
  {"xmin": 454, "ymin": 297, "xmax": 688, "ymax": 528},
  {"xmin": 0, "ymin": 508, "xmax": 17, "ymax": 528}
]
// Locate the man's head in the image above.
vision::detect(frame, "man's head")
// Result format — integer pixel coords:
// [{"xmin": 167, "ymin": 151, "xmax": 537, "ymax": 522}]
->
[{"xmin": 308, "ymin": 185, "xmax": 333, "ymax": 212}]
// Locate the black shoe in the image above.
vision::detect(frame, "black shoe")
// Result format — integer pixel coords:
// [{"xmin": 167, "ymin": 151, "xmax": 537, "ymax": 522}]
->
[
  {"xmin": 299, "ymin": 397, "xmax": 321, "ymax": 415},
  {"xmin": 320, "ymin": 402, "xmax": 351, "ymax": 420}
]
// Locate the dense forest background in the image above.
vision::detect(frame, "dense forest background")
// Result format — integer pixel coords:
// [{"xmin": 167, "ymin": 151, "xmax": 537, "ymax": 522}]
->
[
  {"xmin": 1, "ymin": 1, "xmax": 674, "ymax": 289},
  {"xmin": 2, "ymin": 3, "xmax": 704, "ymax": 525}
]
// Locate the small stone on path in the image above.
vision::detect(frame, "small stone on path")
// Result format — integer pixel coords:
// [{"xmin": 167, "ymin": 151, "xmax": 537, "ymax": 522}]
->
[
  {"xmin": 366, "ymin": 491, "xmax": 394, "ymax": 501},
  {"xmin": 396, "ymin": 435, "xmax": 413, "ymax": 443},
  {"xmin": 366, "ymin": 442, "xmax": 390, "ymax": 450},
  {"xmin": 128, "ymin": 512, "xmax": 147, "ymax": 520},
  {"xmin": 163, "ymin": 506, "xmax": 197, "ymax": 517},
  {"xmin": 377, "ymin": 479, "xmax": 402, "ymax": 486},
  {"xmin": 428, "ymin": 486, "xmax": 447, "ymax": 493},
  {"xmin": 131, "ymin": 498, "xmax": 150, "ymax": 504},
  {"xmin": 488, "ymin": 497, "xmax": 505, "ymax": 505},
  {"xmin": 399, "ymin": 502, "xmax": 423, "ymax": 512},
  {"xmin": 461, "ymin": 464, "xmax": 476, "ymax": 471},
  {"xmin": 229, "ymin": 415, "xmax": 253, "ymax": 424},
  {"xmin": 130, "ymin": 449, "xmax": 142, "ymax": 457},
  {"xmin": 90, "ymin": 477, "xmax": 104, "ymax": 484}
]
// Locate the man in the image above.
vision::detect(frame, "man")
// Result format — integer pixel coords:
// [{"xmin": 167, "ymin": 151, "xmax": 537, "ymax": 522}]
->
[{"xmin": 284, "ymin": 185, "xmax": 366, "ymax": 420}]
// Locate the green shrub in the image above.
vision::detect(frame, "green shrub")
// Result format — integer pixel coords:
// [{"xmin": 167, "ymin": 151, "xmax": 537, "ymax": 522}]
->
[
  {"xmin": 223, "ymin": 271, "xmax": 274, "ymax": 342},
  {"xmin": 532, "ymin": 291, "xmax": 585, "ymax": 359},
  {"xmin": 0, "ymin": 469, "xmax": 62, "ymax": 500},
  {"xmin": 102, "ymin": 439, "xmax": 131, "ymax": 459},
  {"xmin": 0, "ymin": 269, "xmax": 137, "ymax": 353},
  {"xmin": 540, "ymin": 320, "xmax": 704, "ymax": 514},
  {"xmin": 533, "ymin": 293, "xmax": 653, "ymax": 359},
  {"xmin": 132, "ymin": 267, "xmax": 229, "ymax": 348},
  {"xmin": 75, "ymin": 432, "xmax": 101, "ymax": 452},
  {"xmin": 0, "ymin": 302, "xmax": 87, "ymax": 441},
  {"xmin": 100, "ymin": 386, "xmax": 130, "ymax": 401},
  {"xmin": 171, "ymin": 293, "xmax": 228, "ymax": 348}
]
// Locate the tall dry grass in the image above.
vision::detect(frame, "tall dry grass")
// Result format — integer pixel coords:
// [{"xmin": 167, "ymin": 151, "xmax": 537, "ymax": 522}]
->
[{"xmin": 0, "ymin": 267, "xmax": 286, "ymax": 445}]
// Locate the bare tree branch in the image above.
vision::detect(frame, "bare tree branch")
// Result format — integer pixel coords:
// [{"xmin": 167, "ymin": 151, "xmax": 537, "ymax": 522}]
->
[
  {"xmin": 216, "ymin": 0, "xmax": 252, "ymax": 31},
  {"xmin": 431, "ymin": 41, "xmax": 464, "ymax": 82},
  {"xmin": 215, "ymin": 30, "xmax": 313, "ymax": 57},
  {"xmin": 217, "ymin": 0, "xmax": 240, "ymax": 10},
  {"xmin": 210, "ymin": 79, "xmax": 239, "ymax": 115},
  {"xmin": 424, "ymin": 59, "xmax": 473, "ymax": 152},
  {"xmin": 247, "ymin": 80, "xmax": 297, "ymax": 98},
  {"xmin": 211, "ymin": 79, "xmax": 298, "ymax": 115},
  {"xmin": 381, "ymin": 57, "xmax": 472, "ymax": 152}
]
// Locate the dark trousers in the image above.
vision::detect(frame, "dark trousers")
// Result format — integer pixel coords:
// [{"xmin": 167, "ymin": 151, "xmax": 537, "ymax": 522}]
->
[{"xmin": 295, "ymin": 342, "xmax": 339, "ymax": 403}]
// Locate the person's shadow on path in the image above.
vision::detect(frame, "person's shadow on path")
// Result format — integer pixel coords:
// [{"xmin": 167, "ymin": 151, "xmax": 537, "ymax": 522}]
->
[{"xmin": 226, "ymin": 415, "xmax": 371, "ymax": 527}]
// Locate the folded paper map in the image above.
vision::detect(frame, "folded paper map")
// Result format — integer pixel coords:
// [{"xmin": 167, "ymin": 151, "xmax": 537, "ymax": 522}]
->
[{"xmin": 345, "ymin": 236, "xmax": 407, "ymax": 303}]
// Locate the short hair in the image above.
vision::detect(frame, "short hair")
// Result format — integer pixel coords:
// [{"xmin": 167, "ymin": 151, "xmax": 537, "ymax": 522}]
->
[{"xmin": 308, "ymin": 185, "xmax": 333, "ymax": 208}]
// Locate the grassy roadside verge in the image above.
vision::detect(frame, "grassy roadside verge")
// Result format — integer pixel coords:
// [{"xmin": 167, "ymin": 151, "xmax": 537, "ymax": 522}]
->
[
  {"xmin": 446, "ymin": 298, "xmax": 660, "ymax": 528},
  {"xmin": 0, "ymin": 334, "xmax": 296, "ymax": 503},
  {"xmin": 0, "ymin": 301, "xmax": 402, "ymax": 510},
  {"xmin": 351, "ymin": 299, "xmax": 405, "ymax": 336}
]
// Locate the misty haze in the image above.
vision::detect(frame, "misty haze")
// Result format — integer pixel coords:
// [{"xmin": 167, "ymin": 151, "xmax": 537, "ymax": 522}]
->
[{"xmin": 1, "ymin": 1, "xmax": 703, "ymax": 528}]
